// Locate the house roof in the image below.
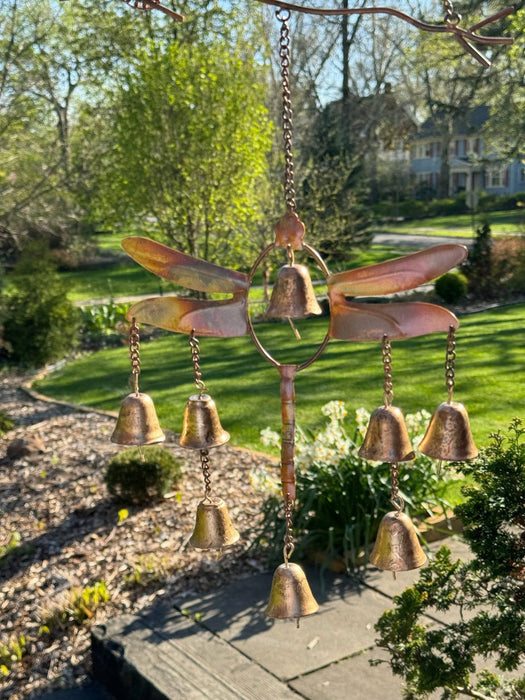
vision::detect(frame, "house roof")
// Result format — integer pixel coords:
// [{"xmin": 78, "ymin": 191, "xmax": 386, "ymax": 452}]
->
[{"xmin": 414, "ymin": 105, "xmax": 490, "ymax": 139}]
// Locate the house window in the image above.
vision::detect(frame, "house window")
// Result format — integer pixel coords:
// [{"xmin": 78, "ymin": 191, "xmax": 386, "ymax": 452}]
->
[
  {"xmin": 487, "ymin": 169, "xmax": 502, "ymax": 187},
  {"xmin": 454, "ymin": 139, "xmax": 467, "ymax": 156},
  {"xmin": 425, "ymin": 142, "xmax": 433, "ymax": 157}
]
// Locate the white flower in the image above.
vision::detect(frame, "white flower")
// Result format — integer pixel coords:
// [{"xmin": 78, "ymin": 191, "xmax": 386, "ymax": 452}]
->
[
  {"xmin": 321, "ymin": 400, "xmax": 347, "ymax": 422},
  {"xmin": 260, "ymin": 427, "xmax": 281, "ymax": 448}
]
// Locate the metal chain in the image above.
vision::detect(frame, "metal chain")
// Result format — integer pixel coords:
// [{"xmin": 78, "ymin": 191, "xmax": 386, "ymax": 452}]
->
[
  {"xmin": 442, "ymin": 0, "xmax": 461, "ymax": 25},
  {"xmin": 283, "ymin": 495, "xmax": 295, "ymax": 563},
  {"xmin": 390, "ymin": 462, "xmax": 405, "ymax": 513},
  {"xmin": 277, "ymin": 9, "xmax": 297, "ymax": 213},
  {"xmin": 200, "ymin": 449, "xmax": 213, "ymax": 501},
  {"xmin": 129, "ymin": 318, "xmax": 141, "ymax": 395},
  {"xmin": 382, "ymin": 335, "xmax": 394, "ymax": 407},
  {"xmin": 189, "ymin": 329, "xmax": 207, "ymax": 394},
  {"xmin": 445, "ymin": 325, "xmax": 456, "ymax": 402}
]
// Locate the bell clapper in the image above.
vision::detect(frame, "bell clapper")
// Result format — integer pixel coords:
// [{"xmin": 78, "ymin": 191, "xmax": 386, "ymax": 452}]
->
[{"xmin": 288, "ymin": 317, "xmax": 302, "ymax": 340}]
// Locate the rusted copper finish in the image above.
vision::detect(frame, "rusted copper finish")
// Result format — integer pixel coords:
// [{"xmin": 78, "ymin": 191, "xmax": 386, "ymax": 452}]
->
[
  {"xmin": 265, "ymin": 263, "xmax": 322, "ymax": 319},
  {"xmin": 370, "ymin": 511, "xmax": 427, "ymax": 572},
  {"xmin": 189, "ymin": 497, "xmax": 240, "ymax": 550},
  {"xmin": 179, "ymin": 394, "xmax": 230, "ymax": 450},
  {"xmin": 274, "ymin": 211, "xmax": 305, "ymax": 250},
  {"xmin": 359, "ymin": 406, "xmax": 415, "ymax": 463},
  {"xmin": 279, "ymin": 365, "xmax": 298, "ymax": 503},
  {"xmin": 419, "ymin": 401, "xmax": 478, "ymax": 461},
  {"xmin": 121, "ymin": 0, "xmax": 184, "ymax": 21},
  {"xmin": 111, "ymin": 392, "xmax": 165, "ymax": 446},
  {"xmin": 265, "ymin": 562, "xmax": 319, "ymax": 620}
]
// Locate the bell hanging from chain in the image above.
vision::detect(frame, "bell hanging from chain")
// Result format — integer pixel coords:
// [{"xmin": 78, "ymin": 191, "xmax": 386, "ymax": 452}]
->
[
  {"xmin": 266, "ymin": 562, "xmax": 319, "ymax": 621},
  {"xmin": 112, "ymin": 392, "xmax": 165, "ymax": 446},
  {"xmin": 419, "ymin": 327, "xmax": 478, "ymax": 464},
  {"xmin": 370, "ymin": 463, "xmax": 426, "ymax": 573},
  {"xmin": 179, "ymin": 394, "xmax": 230, "ymax": 450},
  {"xmin": 370, "ymin": 510, "xmax": 427, "ymax": 572},
  {"xmin": 112, "ymin": 319, "xmax": 165, "ymax": 446},
  {"xmin": 359, "ymin": 405, "xmax": 415, "ymax": 463},
  {"xmin": 189, "ymin": 495, "xmax": 240, "ymax": 549},
  {"xmin": 265, "ymin": 245, "xmax": 322, "ymax": 320},
  {"xmin": 359, "ymin": 336, "xmax": 414, "ymax": 463}
]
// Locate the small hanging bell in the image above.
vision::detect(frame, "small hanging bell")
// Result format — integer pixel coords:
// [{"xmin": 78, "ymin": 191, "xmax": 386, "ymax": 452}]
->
[
  {"xmin": 265, "ymin": 562, "xmax": 319, "ymax": 621},
  {"xmin": 189, "ymin": 497, "xmax": 240, "ymax": 549},
  {"xmin": 419, "ymin": 401, "xmax": 478, "ymax": 461},
  {"xmin": 359, "ymin": 406, "xmax": 415, "ymax": 462},
  {"xmin": 265, "ymin": 264, "xmax": 322, "ymax": 320},
  {"xmin": 370, "ymin": 511, "xmax": 427, "ymax": 572},
  {"xmin": 111, "ymin": 392, "xmax": 165, "ymax": 446},
  {"xmin": 179, "ymin": 394, "xmax": 230, "ymax": 450}
]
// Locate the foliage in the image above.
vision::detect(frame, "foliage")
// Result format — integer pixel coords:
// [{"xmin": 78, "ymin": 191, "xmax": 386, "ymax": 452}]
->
[
  {"xmin": 0, "ymin": 410, "xmax": 14, "ymax": 436},
  {"xmin": 252, "ymin": 402, "xmax": 454, "ymax": 570},
  {"xmin": 0, "ymin": 634, "xmax": 27, "ymax": 676},
  {"xmin": 375, "ymin": 418, "xmax": 525, "ymax": 699},
  {"xmin": 80, "ymin": 299, "xmax": 131, "ymax": 345},
  {"xmin": 0, "ymin": 243, "xmax": 80, "ymax": 367},
  {"xmin": 40, "ymin": 581, "xmax": 110, "ymax": 635},
  {"xmin": 84, "ymin": 37, "xmax": 272, "ymax": 268},
  {"xmin": 492, "ymin": 236, "xmax": 525, "ymax": 295},
  {"xmin": 434, "ymin": 272, "xmax": 468, "ymax": 304},
  {"xmin": 105, "ymin": 446, "xmax": 183, "ymax": 504}
]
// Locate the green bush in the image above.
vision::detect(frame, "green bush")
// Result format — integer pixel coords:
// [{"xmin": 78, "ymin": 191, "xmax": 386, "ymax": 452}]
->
[
  {"xmin": 1, "ymin": 243, "xmax": 80, "ymax": 367},
  {"xmin": 252, "ymin": 402, "xmax": 454, "ymax": 571},
  {"xmin": 434, "ymin": 271, "xmax": 468, "ymax": 304},
  {"xmin": 375, "ymin": 418, "xmax": 525, "ymax": 699},
  {"xmin": 105, "ymin": 446, "xmax": 183, "ymax": 504},
  {"xmin": 0, "ymin": 410, "xmax": 14, "ymax": 436},
  {"xmin": 80, "ymin": 300, "xmax": 131, "ymax": 336}
]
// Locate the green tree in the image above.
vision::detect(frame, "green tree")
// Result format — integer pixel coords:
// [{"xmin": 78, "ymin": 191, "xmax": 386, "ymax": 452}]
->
[
  {"xmin": 375, "ymin": 419, "xmax": 525, "ymax": 699},
  {"xmin": 86, "ymin": 38, "xmax": 272, "ymax": 267}
]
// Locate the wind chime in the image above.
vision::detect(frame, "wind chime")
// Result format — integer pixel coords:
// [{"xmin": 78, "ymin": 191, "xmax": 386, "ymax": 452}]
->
[{"xmin": 111, "ymin": 0, "xmax": 515, "ymax": 623}]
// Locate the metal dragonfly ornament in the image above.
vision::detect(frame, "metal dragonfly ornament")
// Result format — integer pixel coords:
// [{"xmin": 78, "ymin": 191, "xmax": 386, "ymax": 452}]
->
[{"xmin": 109, "ymin": 0, "xmax": 511, "ymax": 623}]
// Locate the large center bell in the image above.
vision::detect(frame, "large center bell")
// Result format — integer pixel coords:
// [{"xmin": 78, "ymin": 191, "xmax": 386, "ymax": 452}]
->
[
  {"xmin": 179, "ymin": 393, "xmax": 230, "ymax": 450},
  {"xmin": 265, "ymin": 261, "xmax": 322, "ymax": 320},
  {"xmin": 358, "ymin": 405, "xmax": 415, "ymax": 463}
]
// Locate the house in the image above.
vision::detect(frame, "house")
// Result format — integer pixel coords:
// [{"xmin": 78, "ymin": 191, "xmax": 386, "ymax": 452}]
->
[{"xmin": 410, "ymin": 105, "xmax": 525, "ymax": 198}]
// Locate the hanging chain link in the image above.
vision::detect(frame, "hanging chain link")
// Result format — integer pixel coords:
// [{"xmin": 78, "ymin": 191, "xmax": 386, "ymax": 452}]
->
[
  {"xmin": 445, "ymin": 325, "xmax": 456, "ymax": 402},
  {"xmin": 442, "ymin": 0, "xmax": 461, "ymax": 25},
  {"xmin": 189, "ymin": 329, "xmax": 207, "ymax": 394},
  {"xmin": 283, "ymin": 495, "xmax": 295, "ymax": 563},
  {"xmin": 129, "ymin": 318, "xmax": 141, "ymax": 395},
  {"xmin": 277, "ymin": 9, "xmax": 297, "ymax": 213},
  {"xmin": 390, "ymin": 462, "xmax": 405, "ymax": 513},
  {"xmin": 199, "ymin": 448, "xmax": 213, "ymax": 501},
  {"xmin": 382, "ymin": 335, "xmax": 394, "ymax": 407}
]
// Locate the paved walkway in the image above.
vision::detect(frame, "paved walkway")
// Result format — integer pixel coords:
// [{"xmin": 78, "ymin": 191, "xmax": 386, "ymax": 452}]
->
[{"xmin": 82, "ymin": 536, "xmax": 471, "ymax": 700}]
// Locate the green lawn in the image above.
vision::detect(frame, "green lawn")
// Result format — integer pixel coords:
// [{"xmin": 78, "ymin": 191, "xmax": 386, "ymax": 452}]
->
[
  {"xmin": 36, "ymin": 303, "xmax": 524, "ymax": 452},
  {"xmin": 379, "ymin": 209, "xmax": 523, "ymax": 237}
]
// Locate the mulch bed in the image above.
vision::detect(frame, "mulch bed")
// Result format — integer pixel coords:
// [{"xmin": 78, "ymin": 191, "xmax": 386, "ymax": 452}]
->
[{"xmin": 0, "ymin": 373, "xmax": 275, "ymax": 699}]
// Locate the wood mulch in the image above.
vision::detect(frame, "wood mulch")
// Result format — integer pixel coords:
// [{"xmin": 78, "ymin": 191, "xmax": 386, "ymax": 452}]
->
[{"xmin": 0, "ymin": 372, "xmax": 276, "ymax": 700}]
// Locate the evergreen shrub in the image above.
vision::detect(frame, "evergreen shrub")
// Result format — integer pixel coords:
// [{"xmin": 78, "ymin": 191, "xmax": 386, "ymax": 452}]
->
[
  {"xmin": 434, "ymin": 271, "xmax": 468, "ymax": 304},
  {"xmin": 105, "ymin": 446, "xmax": 183, "ymax": 504}
]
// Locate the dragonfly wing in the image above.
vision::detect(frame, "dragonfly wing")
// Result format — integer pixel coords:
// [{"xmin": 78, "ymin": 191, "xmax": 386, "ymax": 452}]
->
[
  {"xmin": 122, "ymin": 236, "xmax": 249, "ymax": 294},
  {"xmin": 329, "ymin": 299, "xmax": 459, "ymax": 341},
  {"xmin": 328, "ymin": 244, "xmax": 468, "ymax": 296},
  {"xmin": 127, "ymin": 295, "xmax": 249, "ymax": 337}
]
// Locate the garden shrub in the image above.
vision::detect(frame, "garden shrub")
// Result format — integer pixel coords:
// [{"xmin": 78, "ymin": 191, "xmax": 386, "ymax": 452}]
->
[
  {"xmin": 492, "ymin": 235, "xmax": 525, "ymax": 295},
  {"xmin": 0, "ymin": 410, "xmax": 14, "ymax": 436},
  {"xmin": 252, "ymin": 402, "xmax": 454, "ymax": 571},
  {"xmin": 434, "ymin": 271, "xmax": 468, "ymax": 304},
  {"xmin": 105, "ymin": 446, "xmax": 183, "ymax": 504},
  {"xmin": 375, "ymin": 418, "xmax": 525, "ymax": 699},
  {"xmin": 1, "ymin": 243, "xmax": 80, "ymax": 367}
]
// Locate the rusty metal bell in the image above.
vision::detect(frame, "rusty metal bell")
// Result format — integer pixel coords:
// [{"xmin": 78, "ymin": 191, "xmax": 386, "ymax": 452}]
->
[
  {"xmin": 370, "ymin": 511, "xmax": 427, "ymax": 572},
  {"xmin": 419, "ymin": 401, "xmax": 478, "ymax": 461},
  {"xmin": 111, "ymin": 392, "xmax": 165, "ymax": 446},
  {"xmin": 179, "ymin": 394, "xmax": 230, "ymax": 450},
  {"xmin": 265, "ymin": 562, "xmax": 319, "ymax": 621},
  {"xmin": 265, "ymin": 264, "xmax": 322, "ymax": 319},
  {"xmin": 359, "ymin": 406, "xmax": 415, "ymax": 462},
  {"xmin": 189, "ymin": 497, "xmax": 240, "ymax": 549}
]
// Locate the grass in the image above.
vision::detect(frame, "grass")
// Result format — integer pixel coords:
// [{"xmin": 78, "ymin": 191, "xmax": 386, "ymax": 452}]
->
[
  {"xmin": 36, "ymin": 303, "xmax": 524, "ymax": 452},
  {"xmin": 378, "ymin": 209, "xmax": 524, "ymax": 237}
]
